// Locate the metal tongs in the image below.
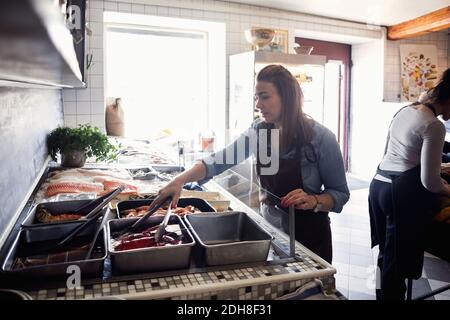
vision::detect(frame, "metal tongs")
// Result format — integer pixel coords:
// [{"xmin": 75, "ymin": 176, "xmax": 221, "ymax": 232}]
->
[
  {"xmin": 114, "ymin": 196, "xmax": 172, "ymax": 240},
  {"xmin": 35, "ymin": 185, "xmax": 125, "ymax": 255},
  {"xmin": 154, "ymin": 201, "xmax": 172, "ymax": 243}
]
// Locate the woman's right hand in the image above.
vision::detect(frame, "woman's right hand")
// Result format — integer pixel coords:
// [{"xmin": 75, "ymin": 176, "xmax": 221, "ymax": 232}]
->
[{"xmin": 151, "ymin": 177, "xmax": 185, "ymax": 209}]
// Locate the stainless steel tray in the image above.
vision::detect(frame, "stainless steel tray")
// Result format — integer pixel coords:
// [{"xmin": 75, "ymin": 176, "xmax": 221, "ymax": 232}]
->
[
  {"xmin": 22, "ymin": 199, "xmax": 96, "ymax": 227},
  {"xmin": 116, "ymin": 198, "xmax": 216, "ymax": 219},
  {"xmin": 184, "ymin": 212, "xmax": 273, "ymax": 266},
  {"xmin": 2, "ymin": 220, "xmax": 107, "ymax": 278},
  {"xmin": 107, "ymin": 215, "xmax": 195, "ymax": 274}
]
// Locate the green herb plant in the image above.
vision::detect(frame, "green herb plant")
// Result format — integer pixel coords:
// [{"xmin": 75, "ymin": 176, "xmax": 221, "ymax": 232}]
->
[{"xmin": 47, "ymin": 124, "xmax": 118, "ymax": 163}]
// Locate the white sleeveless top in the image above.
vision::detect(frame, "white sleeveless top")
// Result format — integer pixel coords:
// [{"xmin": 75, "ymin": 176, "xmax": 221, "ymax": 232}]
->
[{"xmin": 378, "ymin": 106, "xmax": 445, "ymax": 193}]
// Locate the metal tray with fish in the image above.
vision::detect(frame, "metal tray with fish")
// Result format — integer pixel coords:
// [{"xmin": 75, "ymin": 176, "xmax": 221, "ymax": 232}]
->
[
  {"xmin": 116, "ymin": 198, "xmax": 216, "ymax": 219},
  {"xmin": 22, "ymin": 199, "xmax": 97, "ymax": 227},
  {"xmin": 107, "ymin": 215, "xmax": 195, "ymax": 274},
  {"xmin": 1, "ymin": 221, "xmax": 107, "ymax": 278}
]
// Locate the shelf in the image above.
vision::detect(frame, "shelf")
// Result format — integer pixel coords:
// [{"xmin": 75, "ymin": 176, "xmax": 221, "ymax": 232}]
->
[{"xmin": 0, "ymin": 0, "xmax": 85, "ymax": 88}]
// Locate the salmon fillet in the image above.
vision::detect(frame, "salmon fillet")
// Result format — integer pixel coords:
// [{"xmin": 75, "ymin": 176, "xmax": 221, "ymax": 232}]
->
[
  {"xmin": 94, "ymin": 177, "xmax": 139, "ymax": 195},
  {"xmin": 46, "ymin": 182, "xmax": 104, "ymax": 197}
]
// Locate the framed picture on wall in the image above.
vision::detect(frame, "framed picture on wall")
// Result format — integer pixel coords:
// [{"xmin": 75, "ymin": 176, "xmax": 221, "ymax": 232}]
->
[
  {"xmin": 250, "ymin": 28, "xmax": 288, "ymax": 53},
  {"xmin": 399, "ymin": 44, "xmax": 438, "ymax": 102}
]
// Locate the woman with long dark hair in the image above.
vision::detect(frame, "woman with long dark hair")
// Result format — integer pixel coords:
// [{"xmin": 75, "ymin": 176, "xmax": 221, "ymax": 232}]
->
[
  {"xmin": 369, "ymin": 68, "xmax": 450, "ymax": 300},
  {"xmin": 154, "ymin": 64, "xmax": 349, "ymax": 263}
]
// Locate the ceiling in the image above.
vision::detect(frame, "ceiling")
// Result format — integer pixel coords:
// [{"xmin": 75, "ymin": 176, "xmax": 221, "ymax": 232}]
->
[{"xmin": 228, "ymin": 0, "xmax": 449, "ymax": 26}]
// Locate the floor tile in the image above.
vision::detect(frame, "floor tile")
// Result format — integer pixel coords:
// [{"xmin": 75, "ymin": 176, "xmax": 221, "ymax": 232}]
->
[
  {"xmin": 333, "ymin": 240, "xmax": 351, "ymax": 253},
  {"xmin": 434, "ymin": 294, "xmax": 450, "ymax": 300},
  {"xmin": 332, "ymin": 262, "xmax": 350, "ymax": 276},
  {"xmin": 423, "ymin": 257, "xmax": 450, "ymax": 282},
  {"xmin": 349, "ymin": 254, "xmax": 373, "ymax": 268},
  {"xmin": 335, "ymin": 274, "xmax": 349, "ymax": 295},
  {"xmin": 350, "ymin": 243, "xmax": 373, "ymax": 257},
  {"xmin": 333, "ymin": 232, "xmax": 351, "ymax": 244},
  {"xmin": 347, "ymin": 290, "xmax": 376, "ymax": 300},
  {"xmin": 332, "ymin": 249, "xmax": 350, "ymax": 264},
  {"xmin": 349, "ymin": 264, "xmax": 373, "ymax": 280},
  {"xmin": 351, "ymin": 228, "xmax": 372, "ymax": 239},
  {"xmin": 349, "ymin": 234, "xmax": 372, "ymax": 248},
  {"xmin": 348, "ymin": 276, "xmax": 376, "ymax": 296},
  {"xmin": 427, "ymin": 279, "xmax": 450, "ymax": 297},
  {"xmin": 332, "ymin": 184, "xmax": 450, "ymax": 300},
  {"xmin": 410, "ymin": 278, "xmax": 434, "ymax": 300}
]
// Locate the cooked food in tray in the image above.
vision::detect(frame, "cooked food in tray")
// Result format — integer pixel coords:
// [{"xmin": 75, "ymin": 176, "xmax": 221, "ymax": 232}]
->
[
  {"xmin": 122, "ymin": 205, "xmax": 201, "ymax": 218},
  {"xmin": 12, "ymin": 239, "xmax": 103, "ymax": 269},
  {"xmin": 36, "ymin": 207, "xmax": 83, "ymax": 223},
  {"xmin": 111, "ymin": 224, "xmax": 186, "ymax": 251}
]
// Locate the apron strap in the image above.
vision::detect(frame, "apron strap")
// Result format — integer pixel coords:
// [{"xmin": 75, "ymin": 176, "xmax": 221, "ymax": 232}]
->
[{"xmin": 383, "ymin": 104, "xmax": 414, "ymax": 156}]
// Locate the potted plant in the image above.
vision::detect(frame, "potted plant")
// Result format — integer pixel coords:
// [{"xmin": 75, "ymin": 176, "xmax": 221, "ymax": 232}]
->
[{"xmin": 47, "ymin": 124, "xmax": 118, "ymax": 167}]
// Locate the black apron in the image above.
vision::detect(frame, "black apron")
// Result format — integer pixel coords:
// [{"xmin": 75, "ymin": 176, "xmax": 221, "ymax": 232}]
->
[
  {"xmin": 370, "ymin": 166, "xmax": 438, "ymax": 279},
  {"xmin": 369, "ymin": 103, "xmax": 439, "ymax": 279},
  {"xmin": 256, "ymin": 124, "xmax": 332, "ymax": 263}
]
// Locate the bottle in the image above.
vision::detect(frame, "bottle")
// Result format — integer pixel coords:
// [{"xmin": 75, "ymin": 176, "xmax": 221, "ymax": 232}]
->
[
  {"xmin": 200, "ymin": 129, "xmax": 215, "ymax": 152},
  {"xmin": 105, "ymin": 98, "xmax": 125, "ymax": 136}
]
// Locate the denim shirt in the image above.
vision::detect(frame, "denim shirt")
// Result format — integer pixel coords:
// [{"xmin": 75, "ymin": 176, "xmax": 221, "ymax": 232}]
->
[{"xmin": 200, "ymin": 119, "xmax": 350, "ymax": 213}]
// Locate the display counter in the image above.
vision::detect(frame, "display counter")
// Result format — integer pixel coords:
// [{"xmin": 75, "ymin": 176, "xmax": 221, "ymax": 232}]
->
[{"xmin": 0, "ymin": 139, "xmax": 340, "ymax": 300}]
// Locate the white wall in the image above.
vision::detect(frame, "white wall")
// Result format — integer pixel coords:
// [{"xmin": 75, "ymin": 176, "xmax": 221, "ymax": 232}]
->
[
  {"xmin": 384, "ymin": 30, "xmax": 449, "ymax": 102},
  {"xmin": 350, "ymin": 39, "xmax": 389, "ymax": 179},
  {"xmin": 63, "ymin": 0, "xmax": 449, "ymax": 180},
  {"xmin": 350, "ymin": 29, "xmax": 449, "ymax": 179},
  {"xmin": 63, "ymin": 0, "xmax": 382, "ymax": 132}
]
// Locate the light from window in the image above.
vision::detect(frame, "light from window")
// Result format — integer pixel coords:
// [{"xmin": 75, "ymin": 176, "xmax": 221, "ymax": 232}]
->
[{"xmin": 105, "ymin": 27, "xmax": 207, "ymax": 142}]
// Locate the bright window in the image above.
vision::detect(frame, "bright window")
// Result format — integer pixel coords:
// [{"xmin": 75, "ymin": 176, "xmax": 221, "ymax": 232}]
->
[{"xmin": 104, "ymin": 12, "xmax": 225, "ymax": 149}]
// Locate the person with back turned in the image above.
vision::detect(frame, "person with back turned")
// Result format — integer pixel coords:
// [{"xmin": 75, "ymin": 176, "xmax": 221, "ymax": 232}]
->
[{"xmin": 369, "ymin": 68, "xmax": 450, "ymax": 300}]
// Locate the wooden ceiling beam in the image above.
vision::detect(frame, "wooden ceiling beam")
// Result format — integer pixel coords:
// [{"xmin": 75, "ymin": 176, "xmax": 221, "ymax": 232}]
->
[{"xmin": 387, "ymin": 6, "xmax": 450, "ymax": 40}]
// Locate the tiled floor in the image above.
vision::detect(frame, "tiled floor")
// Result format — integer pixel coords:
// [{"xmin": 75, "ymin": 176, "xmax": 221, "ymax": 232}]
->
[{"xmin": 332, "ymin": 174, "xmax": 450, "ymax": 300}]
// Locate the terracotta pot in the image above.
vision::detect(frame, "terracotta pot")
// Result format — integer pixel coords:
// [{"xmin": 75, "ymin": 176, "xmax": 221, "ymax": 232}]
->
[
  {"xmin": 105, "ymin": 98, "xmax": 125, "ymax": 136},
  {"xmin": 61, "ymin": 149, "xmax": 86, "ymax": 168}
]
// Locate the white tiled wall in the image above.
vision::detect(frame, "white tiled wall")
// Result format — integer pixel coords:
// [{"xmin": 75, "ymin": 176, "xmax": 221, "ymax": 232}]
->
[
  {"xmin": 350, "ymin": 30, "xmax": 450, "ymax": 179},
  {"xmin": 63, "ymin": 0, "xmax": 384, "ymax": 131},
  {"xmin": 384, "ymin": 31, "xmax": 449, "ymax": 102},
  {"xmin": 63, "ymin": 0, "xmax": 449, "ymax": 180}
]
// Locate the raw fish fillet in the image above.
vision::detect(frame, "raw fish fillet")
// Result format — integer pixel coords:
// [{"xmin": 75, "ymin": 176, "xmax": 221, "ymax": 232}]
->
[
  {"xmin": 46, "ymin": 182, "xmax": 104, "ymax": 197},
  {"xmin": 94, "ymin": 177, "xmax": 139, "ymax": 195}
]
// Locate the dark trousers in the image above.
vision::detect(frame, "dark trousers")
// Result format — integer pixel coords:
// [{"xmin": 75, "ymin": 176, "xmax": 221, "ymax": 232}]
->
[{"xmin": 369, "ymin": 179, "xmax": 406, "ymax": 300}]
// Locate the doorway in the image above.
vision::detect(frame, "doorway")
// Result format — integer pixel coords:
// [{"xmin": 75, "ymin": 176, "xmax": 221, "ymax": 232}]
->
[{"xmin": 295, "ymin": 38, "xmax": 351, "ymax": 170}]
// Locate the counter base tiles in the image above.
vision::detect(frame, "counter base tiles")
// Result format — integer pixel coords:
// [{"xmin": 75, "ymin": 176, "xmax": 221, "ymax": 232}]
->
[{"xmin": 26, "ymin": 260, "xmax": 337, "ymax": 300}]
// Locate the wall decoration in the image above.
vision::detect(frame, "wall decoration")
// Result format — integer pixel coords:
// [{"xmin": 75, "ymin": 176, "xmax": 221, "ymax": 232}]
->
[
  {"xmin": 250, "ymin": 28, "xmax": 288, "ymax": 53},
  {"xmin": 400, "ymin": 44, "xmax": 438, "ymax": 102}
]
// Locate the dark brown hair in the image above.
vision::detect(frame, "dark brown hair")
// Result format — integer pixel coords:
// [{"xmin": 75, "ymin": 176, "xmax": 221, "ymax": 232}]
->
[
  {"xmin": 426, "ymin": 67, "xmax": 450, "ymax": 105},
  {"xmin": 256, "ymin": 64, "xmax": 312, "ymax": 151}
]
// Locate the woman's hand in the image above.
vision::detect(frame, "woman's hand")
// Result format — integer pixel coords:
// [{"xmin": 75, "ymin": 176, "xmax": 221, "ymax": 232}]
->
[
  {"xmin": 281, "ymin": 188, "xmax": 318, "ymax": 211},
  {"xmin": 151, "ymin": 177, "xmax": 185, "ymax": 209}
]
